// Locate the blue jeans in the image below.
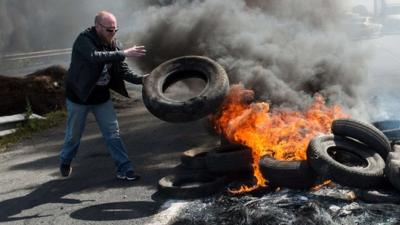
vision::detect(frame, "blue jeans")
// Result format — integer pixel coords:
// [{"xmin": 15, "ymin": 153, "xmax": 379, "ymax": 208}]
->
[{"xmin": 60, "ymin": 99, "xmax": 133, "ymax": 176}]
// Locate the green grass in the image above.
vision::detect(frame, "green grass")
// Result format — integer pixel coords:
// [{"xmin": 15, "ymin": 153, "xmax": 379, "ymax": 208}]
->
[{"xmin": 0, "ymin": 110, "xmax": 67, "ymax": 152}]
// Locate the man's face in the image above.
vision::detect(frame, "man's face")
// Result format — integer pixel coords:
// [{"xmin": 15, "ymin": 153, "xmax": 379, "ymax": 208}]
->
[{"xmin": 96, "ymin": 16, "xmax": 118, "ymax": 45}]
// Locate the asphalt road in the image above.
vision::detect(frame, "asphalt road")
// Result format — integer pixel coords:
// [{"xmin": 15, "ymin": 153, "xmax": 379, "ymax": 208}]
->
[{"xmin": 0, "ymin": 87, "xmax": 219, "ymax": 225}]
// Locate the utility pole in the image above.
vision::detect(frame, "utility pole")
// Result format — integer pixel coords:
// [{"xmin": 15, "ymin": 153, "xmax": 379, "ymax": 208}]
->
[
  {"xmin": 374, "ymin": 0, "xmax": 379, "ymax": 16},
  {"xmin": 373, "ymin": 0, "xmax": 385, "ymax": 17}
]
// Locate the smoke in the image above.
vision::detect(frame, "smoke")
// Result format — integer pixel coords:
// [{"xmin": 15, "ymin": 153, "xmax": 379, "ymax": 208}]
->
[
  {"xmin": 0, "ymin": 0, "xmax": 388, "ymax": 120},
  {"xmin": 130, "ymin": 0, "xmax": 372, "ymax": 117},
  {"xmin": 0, "ymin": 0, "xmax": 154, "ymax": 54}
]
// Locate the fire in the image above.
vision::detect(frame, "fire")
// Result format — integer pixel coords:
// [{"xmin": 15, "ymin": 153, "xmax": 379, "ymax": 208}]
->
[
  {"xmin": 311, "ymin": 180, "xmax": 332, "ymax": 191},
  {"xmin": 213, "ymin": 84, "xmax": 348, "ymax": 193}
]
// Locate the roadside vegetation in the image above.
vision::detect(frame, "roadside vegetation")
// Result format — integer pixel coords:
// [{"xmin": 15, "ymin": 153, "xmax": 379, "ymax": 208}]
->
[
  {"xmin": 0, "ymin": 102, "xmax": 66, "ymax": 152},
  {"xmin": 0, "ymin": 92, "xmax": 129, "ymax": 152}
]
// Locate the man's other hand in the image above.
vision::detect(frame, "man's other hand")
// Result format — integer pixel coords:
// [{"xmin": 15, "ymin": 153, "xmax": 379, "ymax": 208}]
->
[{"xmin": 123, "ymin": 45, "xmax": 146, "ymax": 57}]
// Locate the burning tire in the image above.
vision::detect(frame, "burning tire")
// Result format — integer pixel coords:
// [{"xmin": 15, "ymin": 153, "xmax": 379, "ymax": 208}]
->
[
  {"xmin": 205, "ymin": 146, "xmax": 253, "ymax": 174},
  {"xmin": 307, "ymin": 134, "xmax": 386, "ymax": 189},
  {"xmin": 158, "ymin": 173, "xmax": 227, "ymax": 199},
  {"xmin": 180, "ymin": 142, "xmax": 247, "ymax": 169},
  {"xmin": 259, "ymin": 156, "xmax": 317, "ymax": 189},
  {"xmin": 331, "ymin": 118, "xmax": 391, "ymax": 159},
  {"xmin": 142, "ymin": 56, "xmax": 229, "ymax": 123},
  {"xmin": 181, "ymin": 145, "xmax": 219, "ymax": 169}
]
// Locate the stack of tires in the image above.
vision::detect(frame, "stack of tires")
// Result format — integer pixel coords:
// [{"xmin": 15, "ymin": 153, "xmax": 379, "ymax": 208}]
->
[
  {"xmin": 307, "ymin": 118, "xmax": 390, "ymax": 189},
  {"xmin": 259, "ymin": 118, "xmax": 400, "ymax": 191},
  {"xmin": 159, "ymin": 118, "xmax": 400, "ymax": 199},
  {"xmin": 158, "ymin": 141, "xmax": 254, "ymax": 199},
  {"xmin": 258, "ymin": 155, "xmax": 318, "ymax": 189}
]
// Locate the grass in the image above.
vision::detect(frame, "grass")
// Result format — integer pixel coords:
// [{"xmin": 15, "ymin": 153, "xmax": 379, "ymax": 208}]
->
[
  {"xmin": 0, "ymin": 110, "xmax": 67, "ymax": 152},
  {"xmin": 0, "ymin": 91, "xmax": 131, "ymax": 153}
]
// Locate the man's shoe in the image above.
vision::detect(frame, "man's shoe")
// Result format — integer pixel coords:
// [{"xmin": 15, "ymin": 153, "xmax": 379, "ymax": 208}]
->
[
  {"xmin": 60, "ymin": 164, "xmax": 72, "ymax": 177},
  {"xmin": 126, "ymin": 171, "xmax": 140, "ymax": 181},
  {"xmin": 117, "ymin": 171, "xmax": 140, "ymax": 181}
]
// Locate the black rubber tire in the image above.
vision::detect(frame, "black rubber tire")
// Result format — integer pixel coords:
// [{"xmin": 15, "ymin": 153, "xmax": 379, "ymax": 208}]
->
[
  {"xmin": 331, "ymin": 118, "xmax": 391, "ymax": 159},
  {"xmin": 372, "ymin": 120, "xmax": 400, "ymax": 142},
  {"xmin": 372, "ymin": 120, "xmax": 400, "ymax": 131},
  {"xmin": 142, "ymin": 56, "xmax": 229, "ymax": 123},
  {"xmin": 381, "ymin": 129, "xmax": 400, "ymax": 142},
  {"xmin": 259, "ymin": 156, "xmax": 317, "ymax": 189},
  {"xmin": 205, "ymin": 147, "xmax": 253, "ymax": 174},
  {"xmin": 385, "ymin": 150, "xmax": 400, "ymax": 191},
  {"xmin": 218, "ymin": 141, "xmax": 247, "ymax": 152},
  {"xmin": 180, "ymin": 145, "xmax": 219, "ymax": 169},
  {"xmin": 158, "ymin": 173, "xmax": 227, "ymax": 199},
  {"xmin": 307, "ymin": 134, "xmax": 386, "ymax": 189}
]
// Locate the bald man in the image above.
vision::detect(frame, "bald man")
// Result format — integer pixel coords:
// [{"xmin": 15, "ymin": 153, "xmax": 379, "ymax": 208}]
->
[{"xmin": 60, "ymin": 11, "xmax": 146, "ymax": 181}]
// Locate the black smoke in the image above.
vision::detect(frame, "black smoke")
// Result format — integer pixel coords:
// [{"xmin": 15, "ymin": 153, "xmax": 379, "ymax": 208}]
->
[
  {"xmin": 1, "ymin": 0, "xmax": 377, "ymax": 118},
  {"xmin": 130, "ymin": 0, "xmax": 369, "ymax": 112}
]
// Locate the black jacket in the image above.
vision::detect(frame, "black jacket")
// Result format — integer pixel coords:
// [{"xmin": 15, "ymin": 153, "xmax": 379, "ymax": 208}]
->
[{"xmin": 66, "ymin": 27, "xmax": 143, "ymax": 103}]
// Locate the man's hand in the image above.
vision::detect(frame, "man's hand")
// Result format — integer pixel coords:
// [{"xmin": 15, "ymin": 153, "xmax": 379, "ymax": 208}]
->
[{"xmin": 123, "ymin": 45, "xmax": 146, "ymax": 57}]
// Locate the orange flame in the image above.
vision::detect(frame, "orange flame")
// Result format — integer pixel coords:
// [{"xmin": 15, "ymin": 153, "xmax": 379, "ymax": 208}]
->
[
  {"xmin": 311, "ymin": 180, "xmax": 332, "ymax": 191},
  {"xmin": 213, "ymin": 84, "xmax": 348, "ymax": 193}
]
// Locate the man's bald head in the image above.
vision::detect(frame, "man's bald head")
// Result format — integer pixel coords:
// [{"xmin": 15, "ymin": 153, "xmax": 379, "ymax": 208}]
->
[
  {"xmin": 94, "ymin": 11, "xmax": 118, "ymax": 45},
  {"xmin": 94, "ymin": 11, "xmax": 117, "ymax": 25}
]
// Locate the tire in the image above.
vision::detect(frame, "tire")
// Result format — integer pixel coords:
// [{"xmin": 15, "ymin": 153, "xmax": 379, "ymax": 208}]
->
[
  {"xmin": 331, "ymin": 118, "xmax": 391, "ymax": 159},
  {"xmin": 382, "ymin": 129, "xmax": 400, "ymax": 142},
  {"xmin": 205, "ymin": 147, "xmax": 253, "ymax": 174},
  {"xmin": 372, "ymin": 120, "xmax": 400, "ymax": 131},
  {"xmin": 158, "ymin": 173, "xmax": 227, "ymax": 199},
  {"xmin": 180, "ymin": 145, "xmax": 219, "ymax": 169},
  {"xmin": 259, "ymin": 156, "xmax": 317, "ymax": 189},
  {"xmin": 372, "ymin": 120, "xmax": 400, "ymax": 142},
  {"xmin": 142, "ymin": 56, "xmax": 229, "ymax": 123},
  {"xmin": 385, "ymin": 151, "xmax": 400, "ymax": 191},
  {"xmin": 307, "ymin": 134, "xmax": 386, "ymax": 189},
  {"xmin": 218, "ymin": 141, "xmax": 247, "ymax": 152}
]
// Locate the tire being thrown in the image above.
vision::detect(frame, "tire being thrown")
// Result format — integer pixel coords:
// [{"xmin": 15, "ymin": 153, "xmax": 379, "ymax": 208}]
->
[
  {"xmin": 307, "ymin": 134, "xmax": 386, "ymax": 189},
  {"xmin": 331, "ymin": 118, "xmax": 391, "ymax": 159},
  {"xmin": 158, "ymin": 173, "xmax": 227, "ymax": 199},
  {"xmin": 259, "ymin": 156, "xmax": 317, "ymax": 189},
  {"xmin": 142, "ymin": 56, "xmax": 229, "ymax": 123}
]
